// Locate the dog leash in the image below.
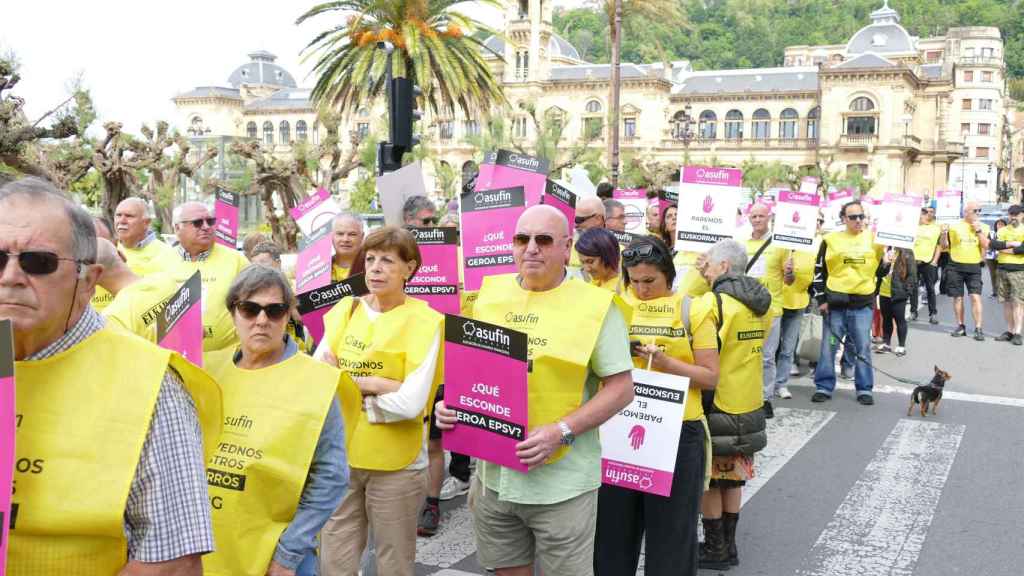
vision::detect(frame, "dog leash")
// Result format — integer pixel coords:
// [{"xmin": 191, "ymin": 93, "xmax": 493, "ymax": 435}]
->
[{"xmin": 820, "ymin": 311, "xmax": 926, "ymax": 387}]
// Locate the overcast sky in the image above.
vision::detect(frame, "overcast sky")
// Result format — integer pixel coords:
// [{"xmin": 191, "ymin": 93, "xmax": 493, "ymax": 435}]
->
[{"xmin": 3, "ymin": 0, "xmax": 585, "ymax": 137}]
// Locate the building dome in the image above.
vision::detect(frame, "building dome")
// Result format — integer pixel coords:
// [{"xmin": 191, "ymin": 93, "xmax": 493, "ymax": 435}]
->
[
  {"xmin": 847, "ymin": 1, "xmax": 916, "ymax": 55},
  {"xmin": 481, "ymin": 33, "xmax": 583, "ymax": 62},
  {"xmin": 228, "ymin": 51, "xmax": 298, "ymax": 88}
]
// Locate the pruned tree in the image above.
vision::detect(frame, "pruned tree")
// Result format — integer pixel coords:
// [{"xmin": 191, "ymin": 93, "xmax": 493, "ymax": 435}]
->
[
  {"xmin": 91, "ymin": 121, "xmax": 149, "ymax": 222},
  {"xmin": 133, "ymin": 122, "xmax": 219, "ymax": 231}
]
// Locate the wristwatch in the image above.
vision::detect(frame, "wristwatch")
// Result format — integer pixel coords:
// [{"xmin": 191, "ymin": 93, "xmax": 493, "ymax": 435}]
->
[{"xmin": 557, "ymin": 420, "xmax": 575, "ymax": 446}]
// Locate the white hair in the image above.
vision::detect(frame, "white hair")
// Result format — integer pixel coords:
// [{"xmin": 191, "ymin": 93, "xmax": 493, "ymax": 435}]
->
[{"xmin": 705, "ymin": 239, "xmax": 748, "ymax": 273}]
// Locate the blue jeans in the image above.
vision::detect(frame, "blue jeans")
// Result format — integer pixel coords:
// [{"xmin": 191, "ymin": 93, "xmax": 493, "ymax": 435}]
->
[
  {"xmin": 297, "ymin": 552, "xmax": 318, "ymax": 575},
  {"xmin": 814, "ymin": 306, "xmax": 874, "ymax": 396},
  {"xmin": 775, "ymin": 308, "xmax": 805, "ymax": 387}
]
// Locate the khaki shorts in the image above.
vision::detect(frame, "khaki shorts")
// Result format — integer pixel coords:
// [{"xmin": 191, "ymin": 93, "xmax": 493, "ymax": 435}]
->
[
  {"xmin": 470, "ymin": 479, "xmax": 597, "ymax": 575},
  {"xmin": 996, "ymin": 269, "xmax": 1024, "ymax": 303}
]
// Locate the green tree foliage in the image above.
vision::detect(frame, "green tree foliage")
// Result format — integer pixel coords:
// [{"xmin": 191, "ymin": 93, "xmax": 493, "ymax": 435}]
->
[{"xmin": 554, "ymin": 0, "xmax": 1024, "ymax": 80}]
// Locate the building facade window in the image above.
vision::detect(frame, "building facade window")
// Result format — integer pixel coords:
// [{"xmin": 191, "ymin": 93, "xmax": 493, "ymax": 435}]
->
[
  {"xmin": 583, "ymin": 117, "xmax": 602, "ymax": 139},
  {"xmin": 978, "ymin": 123, "xmax": 991, "ymax": 135},
  {"xmin": 982, "ymin": 70, "xmax": 993, "ymax": 82},
  {"xmin": 585, "ymin": 99, "xmax": 602, "ymax": 113},
  {"xmin": 356, "ymin": 123, "xmax": 369, "ymax": 138},
  {"xmin": 847, "ymin": 163, "xmax": 869, "ymax": 177},
  {"xmin": 962, "ymin": 99, "xmax": 972, "ymax": 110},
  {"xmin": 515, "ymin": 50, "xmax": 529, "ymax": 81},
  {"xmin": 514, "ymin": 116, "xmax": 528, "ymax": 138},
  {"xmin": 806, "ymin": 107, "xmax": 820, "ymax": 140},
  {"xmin": 964, "ymin": 70, "xmax": 974, "ymax": 82},
  {"xmin": 926, "ymin": 50, "xmax": 942, "ymax": 63},
  {"xmin": 979, "ymin": 99, "xmax": 993, "ymax": 110},
  {"xmin": 439, "ymin": 120, "xmax": 453, "ymax": 140},
  {"xmin": 672, "ymin": 110, "xmax": 692, "ymax": 140},
  {"xmin": 725, "ymin": 110, "xmax": 743, "ymax": 140},
  {"xmin": 263, "ymin": 121, "xmax": 274, "ymax": 146},
  {"xmin": 247, "ymin": 121, "xmax": 257, "ymax": 139},
  {"xmin": 279, "ymin": 121, "xmax": 290, "ymax": 144},
  {"xmin": 982, "ymin": 47, "xmax": 993, "ymax": 57},
  {"xmin": 850, "ymin": 97, "xmax": 875, "ymax": 112},
  {"xmin": 698, "ymin": 110, "xmax": 717, "ymax": 140},
  {"xmin": 976, "ymin": 147, "xmax": 989, "ymax": 158},
  {"xmin": 296, "ymin": 120, "xmax": 308, "ymax": 141},
  {"xmin": 961, "ymin": 123, "xmax": 971, "ymax": 136},
  {"xmin": 624, "ymin": 117, "xmax": 637, "ymax": 139},
  {"xmin": 780, "ymin": 108, "xmax": 798, "ymax": 140},
  {"xmin": 752, "ymin": 109, "xmax": 771, "ymax": 139},
  {"xmin": 465, "ymin": 120, "xmax": 480, "ymax": 137}
]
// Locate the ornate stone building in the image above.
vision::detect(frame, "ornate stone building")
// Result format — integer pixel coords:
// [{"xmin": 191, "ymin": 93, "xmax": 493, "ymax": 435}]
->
[{"xmin": 173, "ymin": 1, "xmax": 1016, "ymax": 206}]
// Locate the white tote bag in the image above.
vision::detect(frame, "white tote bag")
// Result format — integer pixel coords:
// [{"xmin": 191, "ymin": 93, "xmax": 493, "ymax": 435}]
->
[{"xmin": 797, "ymin": 312, "xmax": 823, "ymax": 363}]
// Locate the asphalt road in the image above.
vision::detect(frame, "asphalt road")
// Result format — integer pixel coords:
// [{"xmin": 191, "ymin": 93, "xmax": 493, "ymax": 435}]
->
[{"xmin": 351, "ymin": 292, "xmax": 1024, "ymax": 576}]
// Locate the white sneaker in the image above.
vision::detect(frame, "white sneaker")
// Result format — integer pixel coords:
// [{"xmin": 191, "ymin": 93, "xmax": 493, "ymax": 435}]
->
[
  {"xmin": 439, "ymin": 476, "xmax": 471, "ymax": 501},
  {"xmin": 789, "ymin": 364, "xmax": 800, "ymax": 376},
  {"xmin": 776, "ymin": 387, "xmax": 793, "ymax": 399}
]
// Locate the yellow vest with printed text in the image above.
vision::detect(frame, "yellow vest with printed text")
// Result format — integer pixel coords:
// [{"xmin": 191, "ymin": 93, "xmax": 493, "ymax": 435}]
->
[
  {"xmin": 709, "ymin": 292, "xmax": 766, "ymax": 414},
  {"xmin": 913, "ymin": 223, "xmax": 941, "ymax": 263},
  {"xmin": 473, "ymin": 274, "xmax": 615, "ymax": 464},
  {"xmin": 9, "ymin": 328, "xmax": 221, "ymax": 575},
  {"xmin": 323, "ymin": 296, "xmax": 443, "ymax": 471},
  {"xmin": 174, "ymin": 244, "xmax": 250, "ymax": 352},
  {"xmin": 948, "ymin": 220, "xmax": 990, "ymax": 265},
  {"xmin": 673, "ymin": 251, "xmax": 710, "ymax": 297},
  {"xmin": 623, "ymin": 290, "xmax": 714, "ymax": 421},
  {"xmin": 996, "ymin": 225, "xmax": 1024, "ymax": 266},
  {"xmin": 823, "ymin": 230, "xmax": 883, "ymax": 296},
  {"xmin": 202, "ymin": 350, "xmax": 339, "ymax": 576},
  {"xmin": 90, "ymin": 286, "xmax": 114, "ymax": 312},
  {"xmin": 102, "ymin": 272, "xmax": 185, "ymax": 342},
  {"xmin": 124, "ymin": 238, "xmax": 178, "ymax": 277},
  {"xmin": 745, "ymin": 237, "xmax": 785, "ymax": 317}
]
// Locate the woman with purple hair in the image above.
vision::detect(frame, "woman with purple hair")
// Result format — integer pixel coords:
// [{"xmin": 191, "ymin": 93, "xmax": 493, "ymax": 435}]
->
[{"xmin": 575, "ymin": 227, "xmax": 623, "ymax": 293}]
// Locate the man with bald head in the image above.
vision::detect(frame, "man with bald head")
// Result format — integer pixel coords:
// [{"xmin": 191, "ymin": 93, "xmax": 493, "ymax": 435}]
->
[
  {"xmin": 941, "ymin": 200, "xmax": 991, "ymax": 339},
  {"xmin": 745, "ymin": 203, "xmax": 787, "ymax": 415},
  {"xmin": 435, "ymin": 205, "xmax": 634, "ymax": 576},
  {"xmin": 330, "ymin": 212, "xmax": 365, "ymax": 281},
  {"xmin": 0, "ymin": 177, "xmax": 215, "ymax": 574},
  {"xmin": 115, "ymin": 197, "xmax": 178, "ymax": 277},
  {"xmin": 173, "ymin": 201, "xmax": 250, "ymax": 351},
  {"xmin": 569, "ymin": 196, "xmax": 609, "ymax": 276}
]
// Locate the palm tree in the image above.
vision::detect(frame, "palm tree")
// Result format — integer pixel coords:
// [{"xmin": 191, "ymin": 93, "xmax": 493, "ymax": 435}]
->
[{"xmin": 297, "ymin": 0, "xmax": 506, "ymax": 118}]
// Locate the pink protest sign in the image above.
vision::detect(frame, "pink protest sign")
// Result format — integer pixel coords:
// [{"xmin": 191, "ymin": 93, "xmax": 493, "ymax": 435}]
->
[
  {"xmin": 613, "ymin": 188, "xmax": 649, "ymax": 233},
  {"xmin": 773, "ymin": 191, "xmax": 821, "ymax": 252},
  {"xmin": 460, "ymin": 185, "xmax": 527, "ymax": 292},
  {"xmin": 156, "ymin": 272, "xmax": 203, "ymax": 366},
  {"xmin": 876, "ymin": 194, "xmax": 923, "ymax": 249},
  {"xmin": 675, "ymin": 166, "xmax": 742, "ymax": 253},
  {"xmin": 475, "ymin": 150, "xmax": 549, "ymax": 206},
  {"xmin": 290, "ymin": 188, "xmax": 342, "ymax": 236},
  {"xmin": 214, "ymin": 188, "xmax": 240, "ymax": 249},
  {"xmin": 297, "ymin": 274, "xmax": 369, "ymax": 344},
  {"xmin": 542, "ymin": 180, "xmax": 577, "ymax": 227},
  {"xmin": 0, "ymin": 320, "xmax": 13, "ymax": 571},
  {"xmin": 443, "ymin": 315, "xmax": 528, "ymax": 472},
  {"xmin": 406, "ymin": 227, "xmax": 460, "ymax": 315},
  {"xmin": 600, "ymin": 369, "xmax": 688, "ymax": 496},
  {"xmin": 295, "ymin": 223, "xmax": 334, "ymax": 295}
]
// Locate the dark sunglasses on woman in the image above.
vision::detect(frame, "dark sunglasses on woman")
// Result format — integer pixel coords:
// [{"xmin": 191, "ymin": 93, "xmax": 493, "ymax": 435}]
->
[{"xmin": 234, "ymin": 301, "xmax": 290, "ymax": 321}]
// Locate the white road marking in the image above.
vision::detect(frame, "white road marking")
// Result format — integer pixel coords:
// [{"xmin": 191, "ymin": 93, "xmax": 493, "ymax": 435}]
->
[
  {"xmin": 788, "ymin": 379, "xmax": 1024, "ymax": 408},
  {"xmin": 743, "ymin": 406, "xmax": 836, "ymax": 507},
  {"xmin": 416, "ymin": 502, "xmax": 478, "ymax": 568},
  {"xmin": 795, "ymin": 419, "xmax": 965, "ymax": 576},
  {"xmin": 428, "ymin": 571, "xmax": 481, "ymax": 576}
]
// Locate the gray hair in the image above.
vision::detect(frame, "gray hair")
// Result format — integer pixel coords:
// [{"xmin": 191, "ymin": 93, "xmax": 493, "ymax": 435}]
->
[
  {"xmin": 705, "ymin": 239, "xmax": 748, "ymax": 274},
  {"xmin": 120, "ymin": 197, "xmax": 154, "ymax": 219},
  {"xmin": 0, "ymin": 177, "xmax": 97, "ymax": 264},
  {"xmin": 603, "ymin": 198, "xmax": 624, "ymax": 218},
  {"xmin": 225, "ymin": 264, "xmax": 296, "ymax": 311},
  {"xmin": 173, "ymin": 201, "xmax": 212, "ymax": 225},
  {"xmin": 333, "ymin": 211, "xmax": 364, "ymax": 228},
  {"xmin": 402, "ymin": 195, "xmax": 435, "ymax": 222}
]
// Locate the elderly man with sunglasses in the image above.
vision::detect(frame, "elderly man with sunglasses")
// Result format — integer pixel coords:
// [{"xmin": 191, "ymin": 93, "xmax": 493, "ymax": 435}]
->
[
  {"xmin": 435, "ymin": 204, "xmax": 634, "ymax": 576},
  {"xmin": 940, "ymin": 200, "xmax": 991, "ymax": 340},
  {"xmin": 0, "ymin": 178, "xmax": 218, "ymax": 574},
  {"xmin": 811, "ymin": 200, "xmax": 894, "ymax": 406},
  {"xmin": 173, "ymin": 201, "xmax": 251, "ymax": 352}
]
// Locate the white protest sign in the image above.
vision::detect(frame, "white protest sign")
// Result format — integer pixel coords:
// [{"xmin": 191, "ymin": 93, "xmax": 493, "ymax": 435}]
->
[
  {"xmin": 613, "ymin": 188, "xmax": 649, "ymax": 234},
  {"xmin": 773, "ymin": 191, "xmax": 821, "ymax": 252},
  {"xmin": 934, "ymin": 189, "xmax": 962, "ymax": 223},
  {"xmin": 674, "ymin": 166, "xmax": 742, "ymax": 253},
  {"xmin": 600, "ymin": 369, "xmax": 688, "ymax": 496},
  {"xmin": 824, "ymin": 188, "xmax": 854, "ymax": 232},
  {"xmin": 378, "ymin": 160, "xmax": 429, "ymax": 227},
  {"xmin": 290, "ymin": 189, "xmax": 342, "ymax": 237},
  {"xmin": 875, "ymin": 194, "xmax": 923, "ymax": 249}
]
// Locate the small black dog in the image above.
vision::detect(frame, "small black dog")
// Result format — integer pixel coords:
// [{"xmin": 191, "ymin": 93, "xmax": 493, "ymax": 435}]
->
[{"xmin": 907, "ymin": 366, "xmax": 951, "ymax": 417}]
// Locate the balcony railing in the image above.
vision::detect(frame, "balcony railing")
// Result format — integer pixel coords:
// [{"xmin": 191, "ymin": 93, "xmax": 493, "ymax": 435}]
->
[
  {"xmin": 838, "ymin": 134, "xmax": 878, "ymax": 149},
  {"xmin": 658, "ymin": 136, "xmax": 818, "ymax": 150},
  {"xmin": 958, "ymin": 56, "xmax": 1002, "ymax": 68}
]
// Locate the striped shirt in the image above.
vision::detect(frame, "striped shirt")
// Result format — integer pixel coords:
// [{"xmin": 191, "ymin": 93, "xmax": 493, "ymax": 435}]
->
[
  {"xmin": 27, "ymin": 307, "xmax": 214, "ymax": 562},
  {"xmin": 177, "ymin": 245, "xmax": 211, "ymax": 262}
]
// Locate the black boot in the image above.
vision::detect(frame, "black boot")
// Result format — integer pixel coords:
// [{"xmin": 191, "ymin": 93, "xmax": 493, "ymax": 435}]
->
[
  {"xmin": 698, "ymin": 517, "xmax": 732, "ymax": 571},
  {"xmin": 722, "ymin": 512, "xmax": 740, "ymax": 566}
]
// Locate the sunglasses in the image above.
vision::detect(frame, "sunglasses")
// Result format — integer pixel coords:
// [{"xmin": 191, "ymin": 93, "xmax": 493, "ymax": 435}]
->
[
  {"xmin": 622, "ymin": 244, "xmax": 656, "ymax": 262},
  {"xmin": 183, "ymin": 217, "xmax": 217, "ymax": 229},
  {"xmin": 0, "ymin": 250, "xmax": 81, "ymax": 276},
  {"xmin": 513, "ymin": 233, "xmax": 556, "ymax": 247},
  {"xmin": 234, "ymin": 301, "xmax": 290, "ymax": 321},
  {"xmin": 969, "ymin": 209, "xmax": 982, "ymax": 214},
  {"xmin": 418, "ymin": 217, "xmax": 439, "ymax": 226},
  {"xmin": 574, "ymin": 213, "xmax": 599, "ymax": 226},
  {"xmin": 845, "ymin": 214, "xmax": 866, "ymax": 221}
]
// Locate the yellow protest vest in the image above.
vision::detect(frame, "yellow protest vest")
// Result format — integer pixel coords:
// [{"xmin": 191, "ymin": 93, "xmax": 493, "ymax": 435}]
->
[
  {"xmin": 823, "ymin": 230, "xmax": 883, "ymax": 296},
  {"xmin": 746, "ymin": 238, "xmax": 785, "ymax": 317},
  {"xmin": 591, "ymin": 273, "xmax": 623, "ymax": 294},
  {"xmin": 323, "ymin": 296, "xmax": 443, "ymax": 470},
  {"xmin": 102, "ymin": 272, "xmax": 185, "ymax": 342},
  {"xmin": 473, "ymin": 274, "xmax": 614, "ymax": 464},
  {"xmin": 331, "ymin": 264, "xmax": 350, "ymax": 283},
  {"xmin": 202, "ymin": 350, "xmax": 339, "ymax": 576},
  {"xmin": 997, "ymin": 225, "xmax": 1024, "ymax": 266},
  {"xmin": 9, "ymin": 327, "xmax": 221, "ymax": 575},
  {"xmin": 782, "ymin": 240, "xmax": 818, "ymax": 310},
  {"xmin": 709, "ymin": 292, "xmax": 765, "ymax": 414},
  {"xmin": 90, "ymin": 286, "xmax": 114, "ymax": 312},
  {"xmin": 673, "ymin": 251, "xmax": 710, "ymax": 297},
  {"xmin": 913, "ymin": 223, "xmax": 941, "ymax": 263},
  {"xmin": 460, "ymin": 290, "xmax": 479, "ymax": 317},
  {"xmin": 174, "ymin": 244, "xmax": 250, "ymax": 352},
  {"xmin": 124, "ymin": 237, "xmax": 178, "ymax": 277},
  {"xmin": 623, "ymin": 290, "xmax": 714, "ymax": 421},
  {"xmin": 948, "ymin": 220, "xmax": 989, "ymax": 265}
]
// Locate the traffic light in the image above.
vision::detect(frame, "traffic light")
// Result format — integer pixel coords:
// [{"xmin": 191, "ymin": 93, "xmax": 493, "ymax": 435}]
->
[{"xmin": 390, "ymin": 77, "xmax": 421, "ymax": 153}]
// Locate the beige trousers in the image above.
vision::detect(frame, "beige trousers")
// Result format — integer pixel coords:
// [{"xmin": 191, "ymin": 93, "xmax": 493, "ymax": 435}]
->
[{"xmin": 319, "ymin": 466, "xmax": 428, "ymax": 576}]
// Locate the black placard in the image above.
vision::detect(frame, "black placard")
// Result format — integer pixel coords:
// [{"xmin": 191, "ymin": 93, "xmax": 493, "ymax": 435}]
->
[
  {"xmin": 156, "ymin": 272, "xmax": 201, "ymax": 344},
  {"xmin": 297, "ymin": 274, "xmax": 370, "ymax": 315},
  {"xmin": 461, "ymin": 186, "xmax": 527, "ymax": 213},
  {"xmin": 444, "ymin": 314, "xmax": 528, "ymax": 361}
]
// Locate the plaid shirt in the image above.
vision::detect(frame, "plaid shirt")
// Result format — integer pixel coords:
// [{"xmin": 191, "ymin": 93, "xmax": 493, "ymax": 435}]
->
[
  {"xmin": 177, "ymin": 244, "xmax": 211, "ymax": 262},
  {"xmin": 28, "ymin": 308, "xmax": 214, "ymax": 562},
  {"xmin": 134, "ymin": 229, "xmax": 158, "ymax": 250}
]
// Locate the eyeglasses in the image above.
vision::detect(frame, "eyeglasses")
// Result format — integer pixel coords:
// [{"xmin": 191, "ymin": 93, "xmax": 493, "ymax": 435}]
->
[
  {"xmin": 846, "ymin": 214, "xmax": 866, "ymax": 221},
  {"xmin": 969, "ymin": 209, "xmax": 982, "ymax": 214},
  {"xmin": 574, "ymin": 213, "xmax": 599, "ymax": 226},
  {"xmin": 234, "ymin": 301, "xmax": 290, "ymax": 321},
  {"xmin": 0, "ymin": 250, "xmax": 82, "ymax": 276},
  {"xmin": 418, "ymin": 217, "xmax": 439, "ymax": 226},
  {"xmin": 183, "ymin": 217, "xmax": 216, "ymax": 229},
  {"xmin": 622, "ymin": 244, "xmax": 656, "ymax": 262},
  {"xmin": 513, "ymin": 233, "xmax": 555, "ymax": 247}
]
